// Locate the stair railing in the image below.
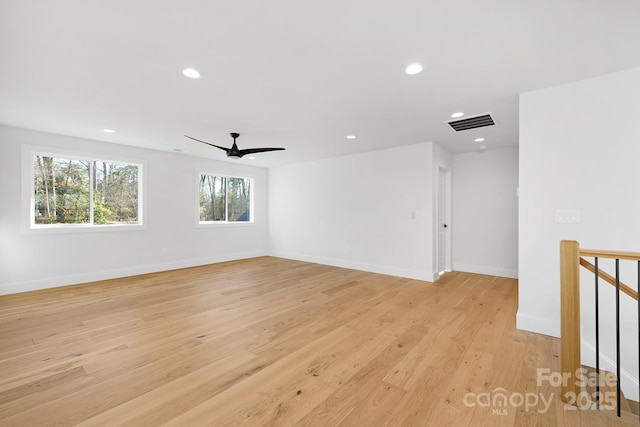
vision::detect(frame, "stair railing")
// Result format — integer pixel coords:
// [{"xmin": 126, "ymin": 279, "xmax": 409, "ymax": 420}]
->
[{"xmin": 560, "ymin": 240, "xmax": 640, "ymax": 420}]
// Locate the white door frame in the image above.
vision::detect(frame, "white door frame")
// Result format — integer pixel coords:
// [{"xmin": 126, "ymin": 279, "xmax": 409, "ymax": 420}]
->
[{"xmin": 435, "ymin": 162, "xmax": 452, "ymax": 278}]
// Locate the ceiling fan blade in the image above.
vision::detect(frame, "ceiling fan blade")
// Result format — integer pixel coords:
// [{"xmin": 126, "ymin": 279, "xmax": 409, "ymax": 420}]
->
[
  {"xmin": 239, "ymin": 147, "xmax": 286, "ymax": 155},
  {"xmin": 186, "ymin": 133, "xmax": 286, "ymax": 159},
  {"xmin": 184, "ymin": 135, "xmax": 229, "ymax": 152}
]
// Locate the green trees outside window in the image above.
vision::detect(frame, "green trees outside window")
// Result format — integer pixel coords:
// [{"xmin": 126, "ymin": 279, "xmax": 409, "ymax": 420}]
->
[
  {"xmin": 199, "ymin": 174, "xmax": 252, "ymax": 222},
  {"xmin": 33, "ymin": 155, "xmax": 140, "ymax": 225}
]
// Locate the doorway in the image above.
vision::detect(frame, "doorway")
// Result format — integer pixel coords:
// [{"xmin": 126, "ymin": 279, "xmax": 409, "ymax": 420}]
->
[{"xmin": 436, "ymin": 164, "xmax": 452, "ymax": 278}]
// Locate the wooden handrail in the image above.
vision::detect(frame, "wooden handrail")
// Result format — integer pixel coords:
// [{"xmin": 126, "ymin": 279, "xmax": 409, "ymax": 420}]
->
[
  {"xmin": 580, "ymin": 248, "xmax": 640, "ymax": 261},
  {"xmin": 560, "ymin": 240, "xmax": 640, "ymax": 406},
  {"xmin": 579, "ymin": 257, "xmax": 638, "ymax": 301}
]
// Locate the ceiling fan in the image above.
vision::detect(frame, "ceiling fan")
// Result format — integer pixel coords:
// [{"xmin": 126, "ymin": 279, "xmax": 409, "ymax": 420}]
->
[{"xmin": 185, "ymin": 132, "xmax": 285, "ymax": 159}]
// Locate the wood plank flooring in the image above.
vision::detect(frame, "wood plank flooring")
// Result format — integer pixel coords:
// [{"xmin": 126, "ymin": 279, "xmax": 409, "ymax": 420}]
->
[{"xmin": 0, "ymin": 257, "xmax": 635, "ymax": 426}]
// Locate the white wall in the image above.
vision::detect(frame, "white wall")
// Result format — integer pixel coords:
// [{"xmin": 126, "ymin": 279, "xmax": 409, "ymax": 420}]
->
[
  {"xmin": 0, "ymin": 125, "xmax": 269, "ymax": 294},
  {"xmin": 0, "ymin": 126, "xmax": 509, "ymax": 295},
  {"xmin": 452, "ymin": 147, "xmax": 519, "ymax": 278},
  {"xmin": 519, "ymin": 67, "xmax": 640, "ymax": 398},
  {"xmin": 268, "ymin": 142, "xmax": 442, "ymax": 281}
]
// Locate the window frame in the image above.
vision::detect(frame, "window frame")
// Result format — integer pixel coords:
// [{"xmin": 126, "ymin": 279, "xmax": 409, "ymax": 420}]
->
[
  {"xmin": 196, "ymin": 170, "xmax": 255, "ymax": 227},
  {"xmin": 22, "ymin": 145, "xmax": 146, "ymax": 233}
]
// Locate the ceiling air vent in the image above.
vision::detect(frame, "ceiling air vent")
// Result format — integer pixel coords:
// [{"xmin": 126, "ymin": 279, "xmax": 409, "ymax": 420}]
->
[{"xmin": 447, "ymin": 113, "xmax": 495, "ymax": 132}]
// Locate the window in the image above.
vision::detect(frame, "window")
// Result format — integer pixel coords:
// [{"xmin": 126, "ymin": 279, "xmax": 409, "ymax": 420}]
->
[
  {"xmin": 31, "ymin": 152, "xmax": 142, "ymax": 228},
  {"xmin": 199, "ymin": 173, "xmax": 253, "ymax": 223}
]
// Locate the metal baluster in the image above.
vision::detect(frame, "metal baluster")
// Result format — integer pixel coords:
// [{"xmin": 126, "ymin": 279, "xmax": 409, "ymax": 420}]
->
[
  {"xmin": 616, "ymin": 258, "xmax": 621, "ymax": 417},
  {"xmin": 595, "ymin": 257, "xmax": 600, "ymax": 410}
]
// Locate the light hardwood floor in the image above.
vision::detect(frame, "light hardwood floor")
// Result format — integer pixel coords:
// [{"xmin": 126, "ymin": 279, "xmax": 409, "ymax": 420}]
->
[{"xmin": 0, "ymin": 257, "xmax": 635, "ymax": 426}]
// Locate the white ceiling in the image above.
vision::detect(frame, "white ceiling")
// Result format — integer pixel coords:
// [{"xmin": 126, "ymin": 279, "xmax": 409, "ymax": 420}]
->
[{"xmin": 2, "ymin": 1, "xmax": 640, "ymax": 167}]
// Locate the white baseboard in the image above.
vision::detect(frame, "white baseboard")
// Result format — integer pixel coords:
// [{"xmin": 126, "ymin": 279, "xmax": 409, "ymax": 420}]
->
[
  {"xmin": 0, "ymin": 250, "xmax": 267, "ymax": 295},
  {"xmin": 453, "ymin": 262, "xmax": 518, "ymax": 279},
  {"xmin": 269, "ymin": 251, "xmax": 434, "ymax": 282},
  {"xmin": 516, "ymin": 311, "xmax": 560, "ymax": 338}
]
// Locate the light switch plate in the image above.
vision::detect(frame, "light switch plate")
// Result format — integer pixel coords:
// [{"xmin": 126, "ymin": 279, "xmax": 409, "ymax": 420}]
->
[{"xmin": 556, "ymin": 209, "xmax": 581, "ymax": 224}]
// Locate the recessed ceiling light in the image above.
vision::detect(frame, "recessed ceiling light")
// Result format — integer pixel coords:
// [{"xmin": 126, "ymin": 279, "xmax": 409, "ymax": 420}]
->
[
  {"xmin": 346, "ymin": 135, "xmax": 357, "ymax": 140},
  {"xmin": 103, "ymin": 128, "xmax": 115, "ymax": 133},
  {"xmin": 474, "ymin": 137, "xmax": 485, "ymax": 142},
  {"xmin": 451, "ymin": 112, "xmax": 464, "ymax": 118},
  {"xmin": 405, "ymin": 63, "xmax": 423, "ymax": 75},
  {"xmin": 182, "ymin": 68, "xmax": 201, "ymax": 79}
]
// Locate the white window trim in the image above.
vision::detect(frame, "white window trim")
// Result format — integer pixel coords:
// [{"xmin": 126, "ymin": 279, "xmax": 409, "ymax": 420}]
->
[
  {"xmin": 22, "ymin": 145, "xmax": 147, "ymax": 234},
  {"xmin": 196, "ymin": 169, "xmax": 255, "ymax": 228}
]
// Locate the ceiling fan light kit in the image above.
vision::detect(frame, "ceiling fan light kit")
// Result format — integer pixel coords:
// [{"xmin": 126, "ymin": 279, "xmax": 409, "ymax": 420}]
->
[{"xmin": 185, "ymin": 132, "xmax": 286, "ymax": 159}]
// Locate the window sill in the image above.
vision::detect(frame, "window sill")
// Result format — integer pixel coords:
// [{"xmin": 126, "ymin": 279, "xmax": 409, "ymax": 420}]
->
[
  {"xmin": 26, "ymin": 223, "xmax": 146, "ymax": 234},
  {"xmin": 196, "ymin": 221, "xmax": 256, "ymax": 229}
]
